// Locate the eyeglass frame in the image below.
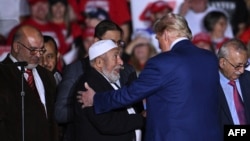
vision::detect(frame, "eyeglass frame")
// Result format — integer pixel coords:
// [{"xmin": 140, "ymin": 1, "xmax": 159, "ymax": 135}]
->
[
  {"xmin": 223, "ymin": 57, "xmax": 249, "ymax": 70},
  {"xmin": 97, "ymin": 37, "xmax": 126, "ymax": 48},
  {"xmin": 17, "ymin": 41, "xmax": 46, "ymax": 55}
]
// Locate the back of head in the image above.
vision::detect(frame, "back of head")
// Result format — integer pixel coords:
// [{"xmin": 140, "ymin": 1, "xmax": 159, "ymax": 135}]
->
[
  {"xmin": 94, "ymin": 20, "xmax": 123, "ymax": 39},
  {"xmin": 153, "ymin": 13, "xmax": 192, "ymax": 39}
]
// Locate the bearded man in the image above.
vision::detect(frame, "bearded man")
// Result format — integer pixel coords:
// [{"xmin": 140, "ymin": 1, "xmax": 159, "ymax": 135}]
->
[{"xmin": 73, "ymin": 40, "xmax": 145, "ymax": 141}]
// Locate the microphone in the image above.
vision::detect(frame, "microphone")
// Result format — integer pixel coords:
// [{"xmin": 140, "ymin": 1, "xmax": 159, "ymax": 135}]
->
[{"xmin": 14, "ymin": 61, "xmax": 28, "ymax": 67}]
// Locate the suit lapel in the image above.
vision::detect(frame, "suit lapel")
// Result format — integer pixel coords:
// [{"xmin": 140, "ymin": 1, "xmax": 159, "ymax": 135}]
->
[
  {"xmin": 219, "ymin": 85, "xmax": 234, "ymax": 123},
  {"xmin": 86, "ymin": 67, "xmax": 114, "ymax": 92},
  {"xmin": 36, "ymin": 66, "xmax": 57, "ymax": 120},
  {"xmin": 239, "ymin": 74, "xmax": 250, "ymax": 123}
]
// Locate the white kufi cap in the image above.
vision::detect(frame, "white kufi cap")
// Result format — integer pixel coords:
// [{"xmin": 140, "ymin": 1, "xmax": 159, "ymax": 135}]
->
[{"xmin": 88, "ymin": 40, "xmax": 118, "ymax": 60}]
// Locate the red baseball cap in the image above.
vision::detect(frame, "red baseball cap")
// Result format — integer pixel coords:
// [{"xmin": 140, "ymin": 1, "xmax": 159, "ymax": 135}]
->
[
  {"xmin": 140, "ymin": 1, "xmax": 173, "ymax": 21},
  {"xmin": 192, "ymin": 32, "xmax": 211, "ymax": 45},
  {"xmin": 28, "ymin": 0, "xmax": 48, "ymax": 5}
]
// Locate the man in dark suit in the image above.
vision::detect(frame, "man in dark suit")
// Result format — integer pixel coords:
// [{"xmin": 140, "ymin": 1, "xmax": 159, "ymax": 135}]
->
[
  {"xmin": 74, "ymin": 40, "xmax": 145, "ymax": 141},
  {"xmin": 79, "ymin": 13, "xmax": 223, "ymax": 141},
  {"xmin": 55, "ymin": 20, "xmax": 140, "ymax": 140},
  {"xmin": 0, "ymin": 25, "xmax": 58, "ymax": 141},
  {"xmin": 217, "ymin": 39, "xmax": 250, "ymax": 126}
]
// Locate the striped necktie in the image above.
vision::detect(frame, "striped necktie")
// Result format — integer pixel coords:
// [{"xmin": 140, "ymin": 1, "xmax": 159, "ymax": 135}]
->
[{"xmin": 26, "ymin": 69, "xmax": 39, "ymax": 95}]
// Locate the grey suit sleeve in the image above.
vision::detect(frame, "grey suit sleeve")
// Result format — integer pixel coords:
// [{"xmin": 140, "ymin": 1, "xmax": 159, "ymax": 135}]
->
[{"xmin": 54, "ymin": 61, "xmax": 84, "ymax": 123}]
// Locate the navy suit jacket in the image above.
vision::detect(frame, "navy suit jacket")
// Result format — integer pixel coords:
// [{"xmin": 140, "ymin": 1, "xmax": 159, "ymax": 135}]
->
[
  {"xmin": 93, "ymin": 39, "xmax": 223, "ymax": 141},
  {"xmin": 219, "ymin": 70, "xmax": 250, "ymax": 126}
]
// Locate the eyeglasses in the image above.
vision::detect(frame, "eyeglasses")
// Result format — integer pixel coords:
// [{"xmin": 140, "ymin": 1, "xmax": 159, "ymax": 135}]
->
[
  {"xmin": 17, "ymin": 41, "xmax": 46, "ymax": 55},
  {"xmin": 223, "ymin": 58, "xmax": 249, "ymax": 70},
  {"xmin": 97, "ymin": 38, "xmax": 126, "ymax": 48}
]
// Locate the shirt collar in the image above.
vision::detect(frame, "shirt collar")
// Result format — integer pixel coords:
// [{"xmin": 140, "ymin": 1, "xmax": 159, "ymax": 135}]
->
[{"xmin": 170, "ymin": 37, "xmax": 188, "ymax": 50}]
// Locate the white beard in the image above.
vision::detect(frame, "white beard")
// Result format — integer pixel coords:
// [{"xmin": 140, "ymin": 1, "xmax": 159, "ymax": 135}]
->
[{"xmin": 102, "ymin": 66, "xmax": 120, "ymax": 83}]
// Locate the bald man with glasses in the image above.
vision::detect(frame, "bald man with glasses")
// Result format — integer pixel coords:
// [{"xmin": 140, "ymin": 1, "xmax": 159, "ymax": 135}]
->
[{"xmin": 0, "ymin": 25, "xmax": 59, "ymax": 141}]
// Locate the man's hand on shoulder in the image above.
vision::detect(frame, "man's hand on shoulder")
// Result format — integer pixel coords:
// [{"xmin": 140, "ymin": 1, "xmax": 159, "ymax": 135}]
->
[{"xmin": 77, "ymin": 82, "xmax": 95, "ymax": 108}]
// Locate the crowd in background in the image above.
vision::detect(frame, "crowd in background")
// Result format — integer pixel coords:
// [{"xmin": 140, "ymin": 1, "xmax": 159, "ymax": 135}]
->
[
  {"xmin": 1, "ymin": 0, "xmax": 250, "ymax": 71},
  {"xmin": 1, "ymin": 0, "xmax": 250, "ymax": 141}
]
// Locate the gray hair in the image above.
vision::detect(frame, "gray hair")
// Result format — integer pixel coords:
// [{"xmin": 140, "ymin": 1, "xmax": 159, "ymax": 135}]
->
[
  {"xmin": 217, "ymin": 38, "xmax": 247, "ymax": 59},
  {"xmin": 153, "ymin": 13, "xmax": 192, "ymax": 39}
]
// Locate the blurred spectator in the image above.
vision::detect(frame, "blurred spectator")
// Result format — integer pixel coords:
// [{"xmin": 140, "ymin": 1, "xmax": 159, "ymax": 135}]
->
[
  {"xmin": 138, "ymin": 0, "xmax": 173, "ymax": 53},
  {"xmin": 78, "ymin": 0, "xmax": 131, "ymax": 43},
  {"xmin": 0, "ymin": 0, "xmax": 30, "ymax": 38},
  {"xmin": 208, "ymin": 0, "xmax": 249, "ymax": 37},
  {"xmin": 70, "ymin": 27, "xmax": 95, "ymax": 64},
  {"xmin": 246, "ymin": 0, "xmax": 250, "ymax": 15},
  {"xmin": 40, "ymin": 35, "xmax": 62, "ymax": 85},
  {"xmin": 79, "ymin": 27, "xmax": 95, "ymax": 58},
  {"xmin": 83, "ymin": 7, "xmax": 110, "ymax": 28},
  {"xmin": 192, "ymin": 32, "xmax": 214, "ymax": 52},
  {"xmin": 123, "ymin": 30, "xmax": 157, "ymax": 75},
  {"xmin": 139, "ymin": 0, "xmax": 173, "ymax": 34},
  {"xmin": 60, "ymin": 6, "xmax": 109, "ymax": 66},
  {"xmin": 179, "ymin": 0, "xmax": 234, "ymax": 38},
  {"xmin": 48, "ymin": 0, "xmax": 82, "ymax": 49},
  {"xmin": 203, "ymin": 11, "xmax": 230, "ymax": 53},
  {"xmin": 239, "ymin": 26, "xmax": 250, "ymax": 46}
]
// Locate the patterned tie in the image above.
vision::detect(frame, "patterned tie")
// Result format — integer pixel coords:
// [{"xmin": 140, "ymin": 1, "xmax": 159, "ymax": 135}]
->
[
  {"xmin": 228, "ymin": 80, "xmax": 247, "ymax": 125},
  {"xmin": 26, "ymin": 69, "xmax": 47, "ymax": 118},
  {"xmin": 26, "ymin": 69, "xmax": 39, "ymax": 95}
]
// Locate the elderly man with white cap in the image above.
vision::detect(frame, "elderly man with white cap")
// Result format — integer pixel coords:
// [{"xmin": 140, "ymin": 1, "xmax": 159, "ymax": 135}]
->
[{"xmin": 73, "ymin": 39, "xmax": 145, "ymax": 141}]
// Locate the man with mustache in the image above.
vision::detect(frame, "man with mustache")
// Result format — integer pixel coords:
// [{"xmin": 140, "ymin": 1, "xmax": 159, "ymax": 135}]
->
[
  {"xmin": 0, "ymin": 25, "xmax": 58, "ymax": 141},
  {"xmin": 54, "ymin": 20, "xmax": 143, "ymax": 141},
  {"xmin": 74, "ymin": 39, "xmax": 145, "ymax": 141}
]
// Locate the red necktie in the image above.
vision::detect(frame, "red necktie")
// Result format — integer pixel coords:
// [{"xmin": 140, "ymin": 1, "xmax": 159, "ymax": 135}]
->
[
  {"xmin": 26, "ymin": 69, "xmax": 47, "ymax": 117},
  {"xmin": 26, "ymin": 69, "xmax": 39, "ymax": 95},
  {"xmin": 228, "ymin": 80, "xmax": 247, "ymax": 125}
]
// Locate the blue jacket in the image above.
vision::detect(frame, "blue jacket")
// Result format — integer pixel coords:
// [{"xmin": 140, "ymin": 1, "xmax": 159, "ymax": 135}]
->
[{"xmin": 94, "ymin": 39, "xmax": 223, "ymax": 141}]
